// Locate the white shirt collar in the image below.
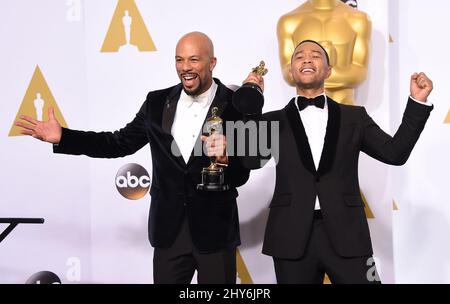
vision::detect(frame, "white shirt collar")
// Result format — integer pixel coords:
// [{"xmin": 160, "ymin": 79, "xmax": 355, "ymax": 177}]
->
[{"xmin": 180, "ymin": 81, "xmax": 218, "ymax": 109}]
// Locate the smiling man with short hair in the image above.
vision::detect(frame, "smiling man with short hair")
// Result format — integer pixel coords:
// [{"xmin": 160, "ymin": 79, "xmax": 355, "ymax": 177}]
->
[{"xmin": 234, "ymin": 39, "xmax": 434, "ymax": 284}]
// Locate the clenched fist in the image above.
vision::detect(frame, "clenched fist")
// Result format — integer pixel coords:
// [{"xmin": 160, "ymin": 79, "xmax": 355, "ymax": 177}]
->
[{"xmin": 410, "ymin": 72, "xmax": 433, "ymax": 102}]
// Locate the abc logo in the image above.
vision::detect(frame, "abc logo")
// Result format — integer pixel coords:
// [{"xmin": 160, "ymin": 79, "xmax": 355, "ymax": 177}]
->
[{"xmin": 115, "ymin": 163, "xmax": 150, "ymax": 200}]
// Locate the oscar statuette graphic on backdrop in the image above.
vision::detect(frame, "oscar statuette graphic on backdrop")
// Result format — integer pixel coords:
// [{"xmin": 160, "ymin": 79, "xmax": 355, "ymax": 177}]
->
[
  {"xmin": 9, "ymin": 65, "xmax": 68, "ymax": 137},
  {"xmin": 101, "ymin": 0, "xmax": 156, "ymax": 53}
]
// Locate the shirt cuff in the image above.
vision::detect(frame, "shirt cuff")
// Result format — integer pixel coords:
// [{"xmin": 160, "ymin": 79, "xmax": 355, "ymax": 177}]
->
[{"xmin": 410, "ymin": 96, "xmax": 433, "ymax": 107}]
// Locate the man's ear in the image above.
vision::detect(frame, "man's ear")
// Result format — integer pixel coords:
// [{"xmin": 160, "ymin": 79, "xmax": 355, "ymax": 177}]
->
[
  {"xmin": 325, "ymin": 65, "xmax": 332, "ymax": 79},
  {"xmin": 288, "ymin": 66, "xmax": 293, "ymax": 80},
  {"xmin": 210, "ymin": 57, "xmax": 217, "ymax": 72}
]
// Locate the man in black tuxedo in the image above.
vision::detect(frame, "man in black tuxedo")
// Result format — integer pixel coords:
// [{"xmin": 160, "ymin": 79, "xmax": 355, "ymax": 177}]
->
[
  {"xmin": 233, "ymin": 40, "xmax": 433, "ymax": 284},
  {"xmin": 16, "ymin": 32, "xmax": 250, "ymax": 284}
]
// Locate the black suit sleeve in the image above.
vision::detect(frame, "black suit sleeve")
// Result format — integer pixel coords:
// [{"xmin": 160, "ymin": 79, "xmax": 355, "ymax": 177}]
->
[
  {"xmin": 53, "ymin": 101, "xmax": 149, "ymax": 158},
  {"xmin": 232, "ymin": 98, "xmax": 275, "ymax": 170},
  {"xmin": 361, "ymin": 98, "xmax": 433, "ymax": 166},
  {"xmin": 224, "ymin": 156, "xmax": 250, "ymax": 188}
]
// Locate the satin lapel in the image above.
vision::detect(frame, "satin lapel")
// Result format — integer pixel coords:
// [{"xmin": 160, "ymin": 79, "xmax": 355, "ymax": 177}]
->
[
  {"xmin": 317, "ymin": 98, "xmax": 341, "ymax": 177},
  {"xmin": 161, "ymin": 84, "xmax": 186, "ymax": 167},
  {"xmin": 162, "ymin": 84, "xmax": 182, "ymax": 134},
  {"xmin": 285, "ymin": 99, "xmax": 317, "ymax": 176}
]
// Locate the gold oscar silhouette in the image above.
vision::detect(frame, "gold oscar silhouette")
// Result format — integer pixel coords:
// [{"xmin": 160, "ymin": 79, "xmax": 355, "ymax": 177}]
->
[
  {"xmin": 197, "ymin": 107, "xmax": 229, "ymax": 192},
  {"xmin": 277, "ymin": 0, "xmax": 372, "ymax": 105}
]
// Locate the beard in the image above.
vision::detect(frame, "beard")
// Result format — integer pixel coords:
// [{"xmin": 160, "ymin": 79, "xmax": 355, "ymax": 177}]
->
[{"xmin": 183, "ymin": 77, "xmax": 204, "ymax": 96}]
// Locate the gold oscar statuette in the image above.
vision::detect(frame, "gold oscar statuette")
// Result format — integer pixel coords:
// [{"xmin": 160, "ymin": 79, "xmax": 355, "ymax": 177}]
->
[
  {"xmin": 252, "ymin": 61, "xmax": 269, "ymax": 78},
  {"xmin": 233, "ymin": 61, "xmax": 269, "ymax": 110},
  {"xmin": 197, "ymin": 107, "xmax": 229, "ymax": 192}
]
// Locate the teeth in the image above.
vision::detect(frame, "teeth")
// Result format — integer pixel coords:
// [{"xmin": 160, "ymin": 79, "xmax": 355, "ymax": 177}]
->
[
  {"xmin": 302, "ymin": 68, "xmax": 314, "ymax": 73},
  {"xmin": 183, "ymin": 74, "xmax": 197, "ymax": 80}
]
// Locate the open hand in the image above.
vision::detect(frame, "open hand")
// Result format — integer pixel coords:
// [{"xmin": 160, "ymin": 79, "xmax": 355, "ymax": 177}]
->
[{"xmin": 15, "ymin": 107, "xmax": 62, "ymax": 144}]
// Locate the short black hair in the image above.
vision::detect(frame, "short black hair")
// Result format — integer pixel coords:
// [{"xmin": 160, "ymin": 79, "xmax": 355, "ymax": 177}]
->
[{"xmin": 292, "ymin": 40, "xmax": 331, "ymax": 66}]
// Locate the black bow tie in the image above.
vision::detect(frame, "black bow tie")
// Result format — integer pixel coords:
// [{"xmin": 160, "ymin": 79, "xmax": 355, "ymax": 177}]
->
[{"xmin": 296, "ymin": 95, "xmax": 326, "ymax": 111}]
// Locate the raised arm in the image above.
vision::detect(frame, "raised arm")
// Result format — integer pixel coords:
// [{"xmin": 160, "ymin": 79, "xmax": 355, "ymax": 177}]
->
[
  {"xmin": 361, "ymin": 73, "xmax": 433, "ymax": 165},
  {"xmin": 231, "ymin": 72, "xmax": 277, "ymax": 170}
]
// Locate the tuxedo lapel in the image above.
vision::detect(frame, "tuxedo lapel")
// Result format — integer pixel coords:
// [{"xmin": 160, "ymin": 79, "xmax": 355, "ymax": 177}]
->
[
  {"xmin": 161, "ymin": 84, "xmax": 186, "ymax": 167},
  {"xmin": 285, "ymin": 99, "xmax": 317, "ymax": 176},
  {"xmin": 285, "ymin": 97, "xmax": 341, "ymax": 178},
  {"xmin": 162, "ymin": 84, "xmax": 182, "ymax": 134},
  {"xmin": 317, "ymin": 98, "xmax": 341, "ymax": 178}
]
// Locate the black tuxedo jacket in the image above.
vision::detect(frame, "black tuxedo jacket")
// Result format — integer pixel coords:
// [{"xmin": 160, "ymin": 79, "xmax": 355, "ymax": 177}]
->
[
  {"xmin": 233, "ymin": 96, "xmax": 432, "ymax": 259},
  {"xmin": 54, "ymin": 79, "xmax": 250, "ymax": 253}
]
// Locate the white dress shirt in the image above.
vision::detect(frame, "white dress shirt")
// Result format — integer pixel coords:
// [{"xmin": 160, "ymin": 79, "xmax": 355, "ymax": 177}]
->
[
  {"xmin": 295, "ymin": 93, "xmax": 328, "ymax": 210},
  {"xmin": 171, "ymin": 81, "xmax": 218, "ymax": 163},
  {"xmin": 295, "ymin": 94, "xmax": 432, "ymax": 210}
]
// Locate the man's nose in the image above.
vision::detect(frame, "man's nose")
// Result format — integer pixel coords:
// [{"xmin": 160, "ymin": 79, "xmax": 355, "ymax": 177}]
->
[
  {"xmin": 303, "ymin": 57, "xmax": 312, "ymax": 64},
  {"xmin": 181, "ymin": 61, "xmax": 193, "ymax": 72}
]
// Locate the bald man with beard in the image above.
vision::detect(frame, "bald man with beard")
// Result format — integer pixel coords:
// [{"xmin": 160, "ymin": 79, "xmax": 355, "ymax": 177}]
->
[{"xmin": 16, "ymin": 32, "xmax": 250, "ymax": 284}]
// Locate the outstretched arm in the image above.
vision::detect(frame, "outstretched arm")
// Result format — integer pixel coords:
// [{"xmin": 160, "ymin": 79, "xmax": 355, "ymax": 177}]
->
[{"xmin": 16, "ymin": 102, "xmax": 149, "ymax": 159}]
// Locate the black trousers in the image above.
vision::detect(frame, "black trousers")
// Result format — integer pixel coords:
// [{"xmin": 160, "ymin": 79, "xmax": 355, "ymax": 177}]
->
[
  {"xmin": 273, "ymin": 211, "xmax": 381, "ymax": 284},
  {"xmin": 153, "ymin": 216, "xmax": 236, "ymax": 284}
]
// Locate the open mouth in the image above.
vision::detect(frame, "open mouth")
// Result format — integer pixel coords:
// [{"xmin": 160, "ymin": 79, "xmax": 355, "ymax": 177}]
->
[
  {"xmin": 300, "ymin": 67, "xmax": 316, "ymax": 74},
  {"xmin": 182, "ymin": 73, "xmax": 199, "ymax": 87}
]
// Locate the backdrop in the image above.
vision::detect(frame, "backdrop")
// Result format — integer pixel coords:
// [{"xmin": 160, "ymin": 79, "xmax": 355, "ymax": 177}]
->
[{"xmin": 1, "ymin": 0, "xmax": 448, "ymax": 283}]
